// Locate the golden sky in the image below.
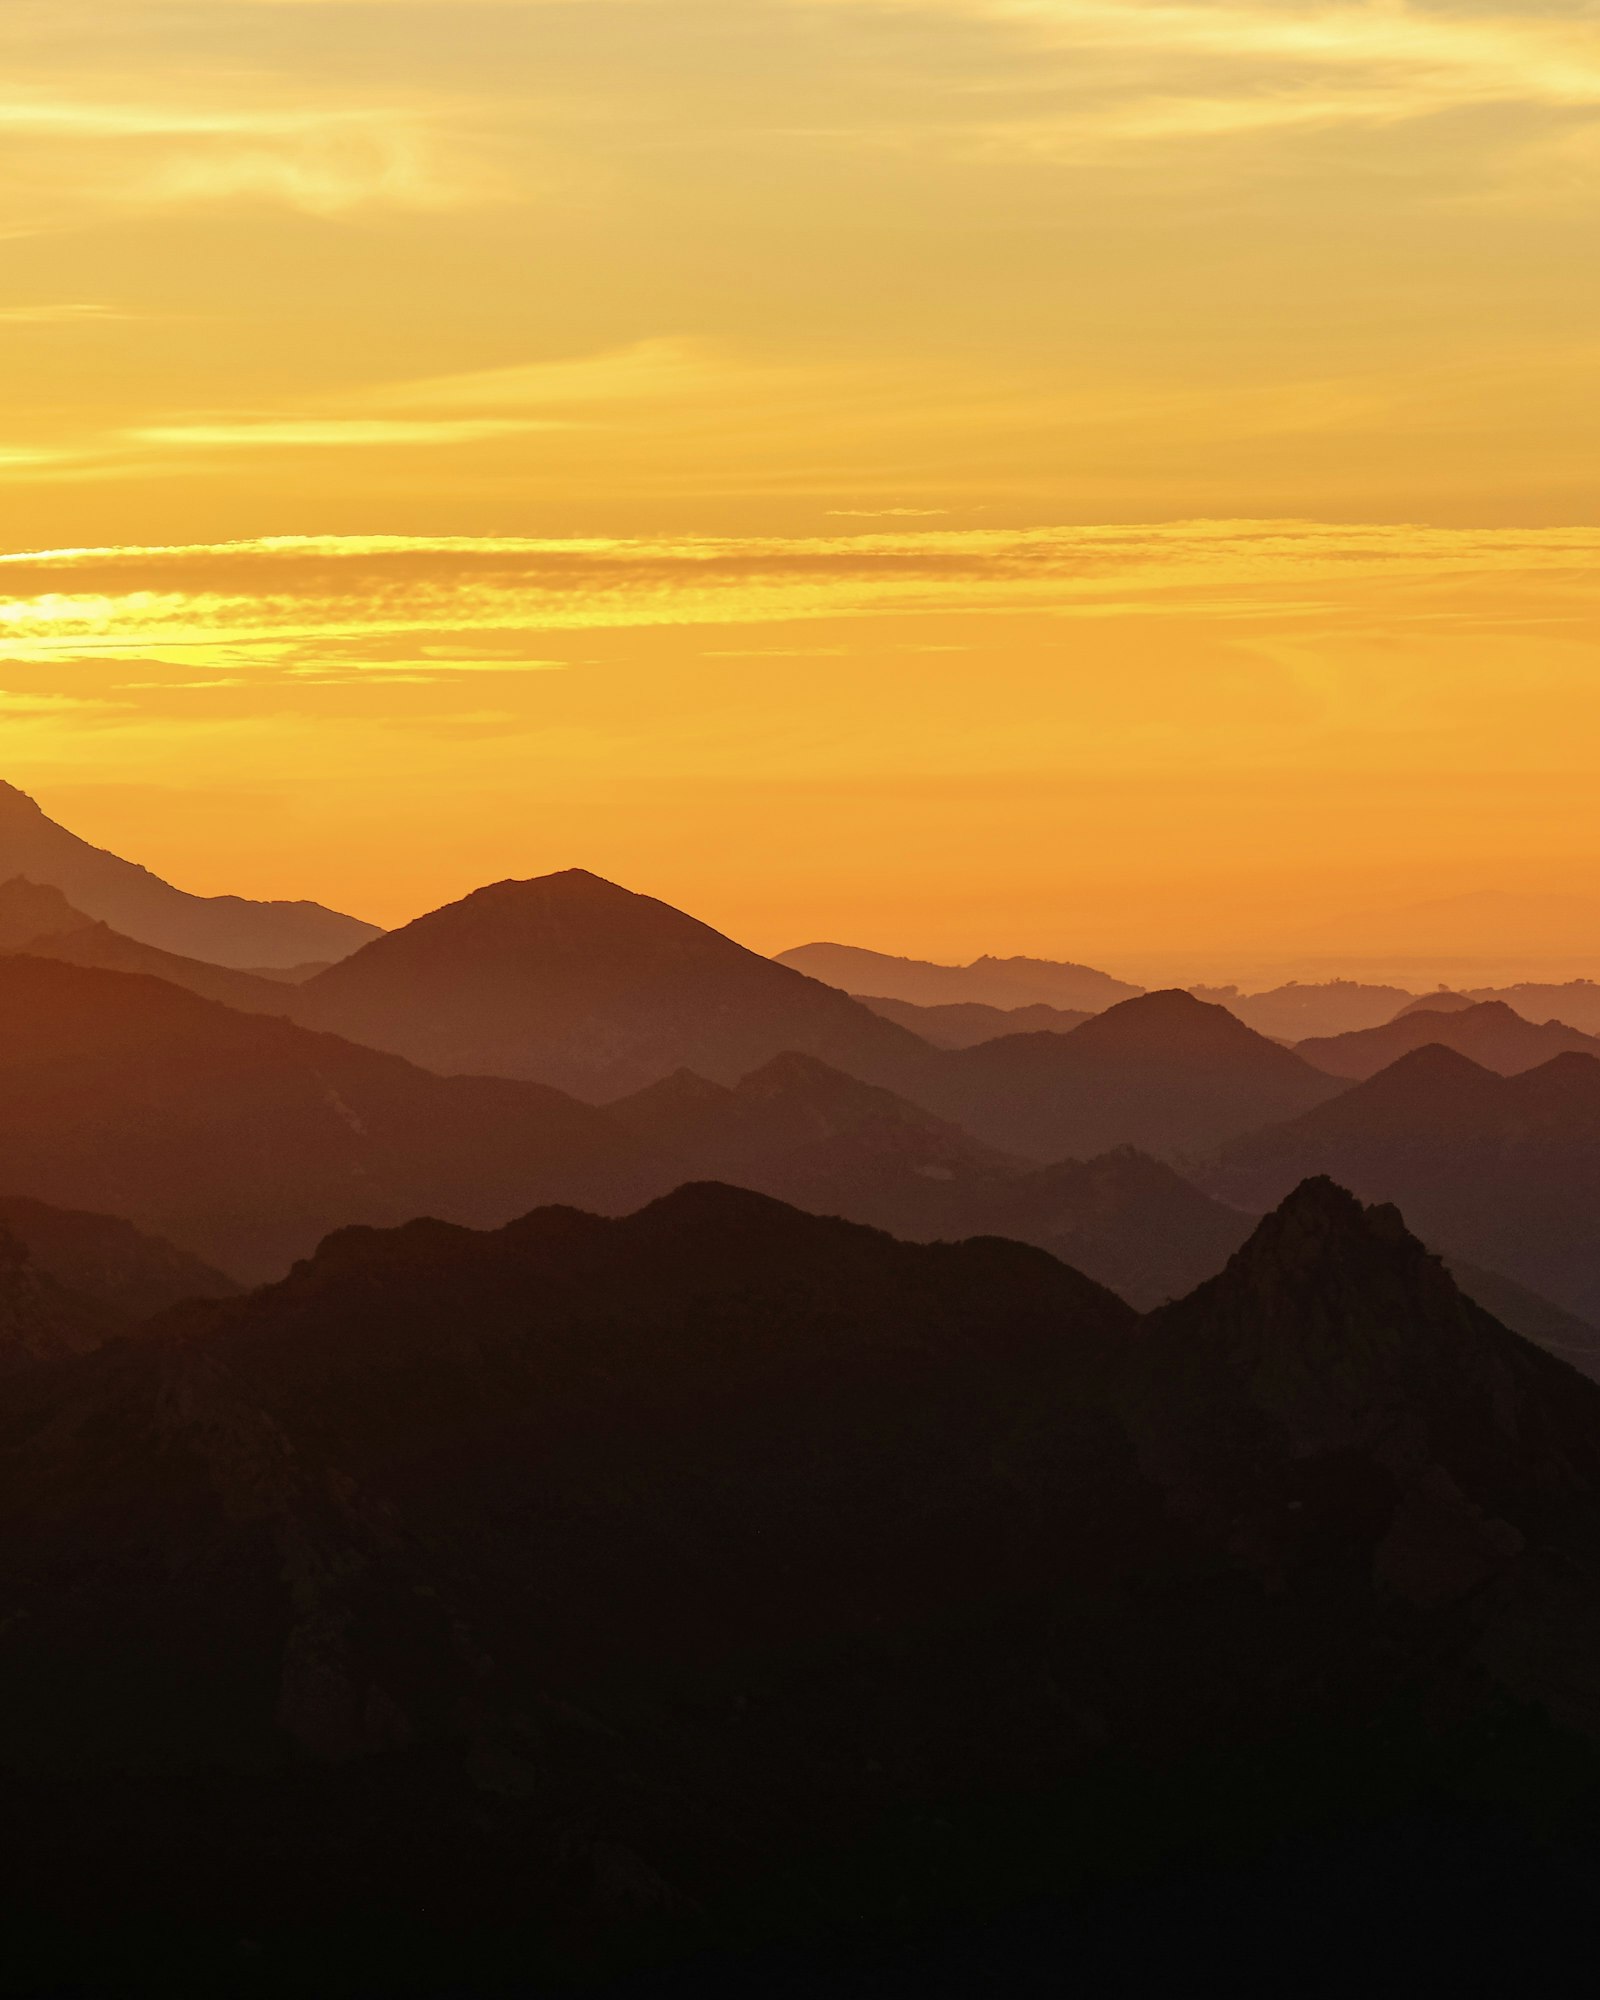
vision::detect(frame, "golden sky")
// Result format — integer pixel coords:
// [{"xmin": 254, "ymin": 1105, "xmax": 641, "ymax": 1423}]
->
[{"xmin": 2, "ymin": 0, "xmax": 1598, "ymax": 977}]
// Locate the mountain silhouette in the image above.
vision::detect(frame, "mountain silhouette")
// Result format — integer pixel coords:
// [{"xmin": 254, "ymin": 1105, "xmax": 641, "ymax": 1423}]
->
[
  {"xmin": 1297, "ymin": 999, "xmax": 1600, "ymax": 1079},
  {"xmin": 1464, "ymin": 980, "xmax": 1600, "ymax": 1035},
  {"xmin": 0, "ymin": 782, "xmax": 381, "ymax": 968},
  {"xmin": 1189, "ymin": 979, "xmax": 1416, "ymax": 1040},
  {"xmin": 0, "ymin": 954, "xmax": 663, "ymax": 1280},
  {"xmin": 855, "ymin": 993, "xmax": 1093, "ymax": 1045},
  {"xmin": 7, "ymin": 914, "xmax": 303, "ymax": 1015},
  {"xmin": 608, "ymin": 1050, "xmax": 1021, "ymax": 1239},
  {"xmin": 0, "ymin": 1194, "xmax": 239, "ymax": 1323},
  {"xmin": 904, "ymin": 989, "xmax": 1342, "ymax": 1160},
  {"xmin": 1218, "ymin": 1045, "xmax": 1600, "ymax": 1324},
  {"xmin": 0, "ymin": 1221, "xmax": 112, "ymax": 1370},
  {"xmin": 0, "ymin": 875, "xmax": 91, "ymax": 949},
  {"xmin": 6, "ymin": 1181, "xmax": 1600, "ymax": 1985},
  {"xmin": 776, "ymin": 941, "xmax": 1143, "ymax": 1011},
  {"xmin": 294, "ymin": 870, "xmax": 931, "ymax": 1098},
  {"xmin": 1396, "ymin": 989, "xmax": 1476, "ymax": 1016}
]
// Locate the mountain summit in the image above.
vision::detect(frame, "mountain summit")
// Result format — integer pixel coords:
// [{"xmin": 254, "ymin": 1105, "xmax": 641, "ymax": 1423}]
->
[
  {"xmin": 295, "ymin": 869, "xmax": 931, "ymax": 1098},
  {"xmin": 0, "ymin": 783, "xmax": 380, "ymax": 969}
]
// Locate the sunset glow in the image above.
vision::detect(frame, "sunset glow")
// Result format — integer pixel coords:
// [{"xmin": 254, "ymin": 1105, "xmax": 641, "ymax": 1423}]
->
[{"xmin": 3, "ymin": 0, "xmax": 1597, "ymax": 974}]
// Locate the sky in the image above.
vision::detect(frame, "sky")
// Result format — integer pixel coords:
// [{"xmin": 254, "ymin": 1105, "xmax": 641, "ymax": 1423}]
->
[{"xmin": 1, "ymin": 0, "xmax": 1598, "ymax": 980}]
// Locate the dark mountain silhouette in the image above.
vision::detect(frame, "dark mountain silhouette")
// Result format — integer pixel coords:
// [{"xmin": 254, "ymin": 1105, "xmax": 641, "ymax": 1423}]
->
[
  {"xmin": 1190, "ymin": 979, "xmax": 1416, "ymax": 1040},
  {"xmin": 905, "ymin": 989, "xmax": 1342, "ymax": 1161},
  {"xmin": 0, "ymin": 782, "xmax": 381, "ymax": 968},
  {"xmin": 1445, "ymin": 1257, "xmax": 1600, "ymax": 1385},
  {"xmin": 856, "ymin": 993, "xmax": 1092, "ymax": 1046},
  {"xmin": 1466, "ymin": 980, "xmax": 1600, "ymax": 1035},
  {"xmin": 1297, "ymin": 999, "xmax": 1600, "ymax": 1079},
  {"xmin": 0, "ymin": 875, "xmax": 91, "ymax": 949},
  {"xmin": 7, "ymin": 1181, "xmax": 1600, "ymax": 1986},
  {"xmin": 294, "ymin": 871, "xmax": 932, "ymax": 1099},
  {"xmin": 0, "ymin": 1222, "xmax": 111, "ymax": 1370},
  {"xmin": 0, "ymin": 1195, "xmax": 239, "ymax": 1322},
  {"xmin": 0, "ymin": 954, "xmax": 663, "ymax": 1281},
  {"xmin": 1217, "ymin": 1045, "xmax": 1600, "ymax": 1324},
  {"xmin": 776, "ymin": 941, "xmax": 1143, "ymax": 1011}
]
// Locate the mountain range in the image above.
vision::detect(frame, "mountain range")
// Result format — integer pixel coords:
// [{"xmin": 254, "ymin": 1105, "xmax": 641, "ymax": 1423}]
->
[
  {"xmin": 1295, "ymin": 998, "xmax": 1600, "ymax": 1079},
  {"xmin": 1217, "ymin": 1044, "xmax": 1600, "ymax": 1325},
  {"xmin": 854, "ymin": 993, "xmax": 1093, "ymax": 1046},
  {"xmin": 7, "ymin": 1180, "xmax": 1600, "ymax": 1987},
  {"xmin": 0, "ymin": 954, "xmax": 660, "ymax": 1281},
  {"xmin": 294, "ymin": 871, "xmax": 931, "ymax": 1099},
  {"xmin": 0, "ymin": 783, "xmax": 380, "ymax": 968},
  {"xmin": 776, "ymin": 940, "xmax": 1144, "ymax": 1012}
]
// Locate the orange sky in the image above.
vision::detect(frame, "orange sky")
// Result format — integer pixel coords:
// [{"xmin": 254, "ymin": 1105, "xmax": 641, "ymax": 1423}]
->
[{"xmin": 2, "ymin": 1, "xmax": 1598, "ymax": 980}]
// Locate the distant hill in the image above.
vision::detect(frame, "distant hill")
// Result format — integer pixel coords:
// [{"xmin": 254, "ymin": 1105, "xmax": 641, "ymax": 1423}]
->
[
  {"xmin": 0, "ymin": 783, "xmax": 381, "ymax": 969},
  {"xmin": 9, "ymin": 1180, "xmax": 1600, "ymax": 1982},
  {"xmin": 854, "ymin": 994, "xmax": 1092, "ymax": 1046},
  {"xmin": 1217, "ymin": 1044, "xmax": 1600, "ymax": 1323},
  {"xmin": 1465, "ymin": 980, "xmax": 1600, "ymax": 1036},
  {"xmin": 12, "ymin": 919, "xmax": 301, "ymax": 1016},
  {"xmin": 904, "ymin": 989, "xmax": 1342, "ymax": 1161},
  {"xmin": 1297, "ymin": 999, "xmax": 1600, "ymax": 1080},
  {"xmin": 1190, "ymin": 980, "xmax": 1416, "ymax": 1040},
  {"xmin": 775, "ymin": 941, "xmax": 1143, "ymax": 1012},
  {"xmin": 294, "ymin": 871, "xmax": 931, "ymax": 1099},
  {"xmin": 0, "ymin": 954, "xmax": 664, "ymax": 1280},
  {"xmin": 1396, "ymin": 990, "xmax": 1476, "ymax": 1016}
]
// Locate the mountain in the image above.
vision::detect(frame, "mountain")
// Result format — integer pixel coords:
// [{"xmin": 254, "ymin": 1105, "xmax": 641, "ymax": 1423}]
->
[
  {"xmin": 608, "ymin": 1051, "xmax": 1021, "ymax": 1239},
  {"xmin": 855, "ymin": 993, "xmax": 1093, "ymax": 1046},
  {"xmin": 963, "ymin": 1148, "xmax": 1257, "ymax": 1308},
  {"xmin": 7, "ymin": 1182, "xmax": 1600, "ymax": 1987},
  {"xmin": 1216, "ymin": 1045, "xmax": 1600, "ymax": 1323},
  {"xmin": 1466, "ymin": 980, "xmax": 1600, "ymax": 1035},
  {"xmin": 775, "ymin": 941, "xmax": 1143, "ymax": 1012},
  {"xmin": 0, "ymin": 1222, "xmax": 111, "ymax": 1370},
  {"xmin": 1189, "ymin": 979, "xmax": 1416, "ymax": 1040},
  {"xmin": 1296, "ymin": 999, "xmax": 1600, "ymax": 1080},
  {"xmin": 294, "ymin": 870, "xmax": 932, "ymax": 1099},
  {"xmin": 0, "ymin": 954, "xmax": 664, "ymax": 1281},
  {"xmin": 904, "ymin": 989, "xmax": 1343, "ymax": 1161},
  {"xmin": 0, "ymin": 1195, "xmax": 240, "ymax": 1321},
  {"xmin": 1397, "ymin": 989, "xmax": 1476, "ymax": 1016},
  {"xmin": 0, "ymin": 782, "xmax": 381, "ymax": 968},
  {"xmin": 1445, "ymin": 1256, "xmax": 1600, "ymax": 1385},
  {"xmin": 10, "ymin": 917, "xmax": 301, "ymax": 1016},
  {"xmin": 0, "ymin": 875, "xmax": 90, "ymax": 950}
]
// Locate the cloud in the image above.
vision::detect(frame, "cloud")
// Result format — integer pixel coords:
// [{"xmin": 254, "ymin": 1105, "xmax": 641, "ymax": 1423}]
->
[
  {"xmin": 0, "ymin": 520, "xmax": 1593, "ymax": 668},
  {"xmin": 129, "ymin": 418, "xmax": 559, "ymax": 450}
]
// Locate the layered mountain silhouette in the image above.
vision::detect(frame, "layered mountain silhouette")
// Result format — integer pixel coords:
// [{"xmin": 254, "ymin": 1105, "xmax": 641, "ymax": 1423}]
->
[
  {"xmin": 293, "ymin": 871, "xmax": 931, "ymax": 1098},
  {"xmin": 7, "ymin": 1181, "xmax": 1600, "ymax": 1986},
  {"xmin": 776, "ymin": 940, "xmax": 1143, "ymax": 1012},
  {"xmin": 1296, "ymin": 999, "xmax": 1600, "ymax": 1079},
  {"xmin": 1465, "ymin": 980, "xmax": 1600, "ymax": 1035},
  {"xmin": 0, "ymin": 1222, "xmax": 111, "ymax": 1370},
  {"xmin": 1218, "ymin": 1045, "xmax": 1600, "ymax": 1324},
  {"xmin": 856, "ymin": 993, "xmax": 1093, "ymax": 1046},
  {"xmin": 0, "ymin": 875, "xmax": 89, "ymax": 950},
  {"xmin": 1190, "ymin": 979, "xmax": 1416, "ymax": 1040},
  {"xmin": 1397, "ymin": 989, "xmax": 1476, "ymax": 1016},
  {"xmin": 0, "ymin": 955, "xmax": 662, "ymax": 1281},
  {"xmin": 904, "ymin": 989, "xmax": 1342, "ymax": 1161},
  {"xmin": 0, "ymin": 783, "xmax": 380, "ymax": 968},
  {"xmin": 0, "ymin": 1194, "xmax": 238, "ymax": 1323}
]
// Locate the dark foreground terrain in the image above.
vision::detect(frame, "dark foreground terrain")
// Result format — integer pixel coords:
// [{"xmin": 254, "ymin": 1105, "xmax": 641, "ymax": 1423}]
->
[{"xmin": 5, "ymin": 1181, "xmax": 1600, "ymax": 1994}]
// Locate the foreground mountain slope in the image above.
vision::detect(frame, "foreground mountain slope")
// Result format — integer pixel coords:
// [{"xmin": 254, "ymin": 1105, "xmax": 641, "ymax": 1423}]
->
[
  {"xmin": 1218, "ymin": 1046, "xmax": 1600, "ymax": 1323},
  {"xmin": 295, "ymin": 870, "xmax": 932, "ymax": 1097},
  {"xmin": 776, "ymin": 940, "xmax": 1142, "ymax": 1011},
  {"xmin": 906, "ymin": 989, "xmax": 1343, "ymax": 1160},
  {"xmin": 0, "ymin": 955, "xmax": 663, "ymax": 1280},
  {"xmin": 5, "ymin": 1182, "xmax": 1600, "ymax": 1985},
  {"xmin": 1297, "ymin": 999, "xmax": 1600, "ymax": 1079},
  {"xmin": 0, "ymin": 782, "xmax": 380, "ymax": 968}
]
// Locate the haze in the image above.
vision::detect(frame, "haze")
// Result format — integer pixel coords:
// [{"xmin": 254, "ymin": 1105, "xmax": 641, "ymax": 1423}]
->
[{"xmin": 2, "ymin": 0, "xmax": 1597, "ymax": 979}]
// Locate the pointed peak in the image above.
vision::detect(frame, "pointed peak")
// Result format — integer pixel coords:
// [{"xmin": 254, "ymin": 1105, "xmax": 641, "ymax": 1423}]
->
[{"xmin": 1230, "ymin": 1175, "xmax": 1419, "ymax": 1277}]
